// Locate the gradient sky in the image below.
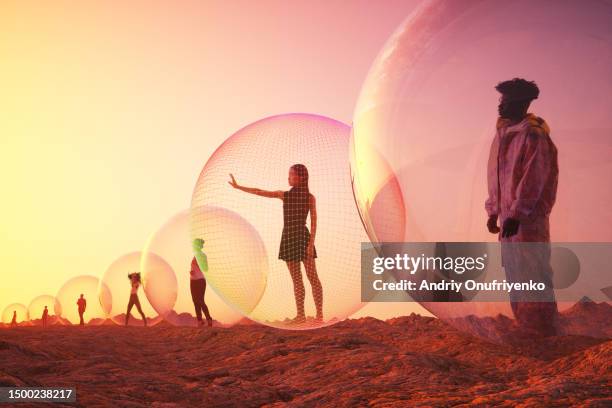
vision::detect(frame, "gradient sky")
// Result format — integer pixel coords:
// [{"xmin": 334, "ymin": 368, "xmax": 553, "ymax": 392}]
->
[{"xmin": 0, "ymin": 0, "xmax": 427, "ymax": 320}]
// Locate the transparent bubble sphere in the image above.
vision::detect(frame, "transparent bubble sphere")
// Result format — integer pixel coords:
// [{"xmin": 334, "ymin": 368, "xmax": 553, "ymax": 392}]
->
[
  {"xmin": 99, "ymin": 252, "xmax": 167, "ymax": 326},
  {"xmin": 141, "ymin": 209, "xmax": 244, "ymax": 327},
  {"xmin": 192, "ymin": 113, "xmax": 369, "ymax": 329},
  {"xmin": 2, "ymin": 303, "xmax": 29, "ymax": 325},
  {"xmin": 351, "ymin": 0, "xmax": 612, "ymax": 341},
  {"xmin": 28, "ymin": 295, "xmax": 62, "ymax": 326},
  {"xmin": 55, "ymin": 275, "xmax": 110, "ymax": 325}
]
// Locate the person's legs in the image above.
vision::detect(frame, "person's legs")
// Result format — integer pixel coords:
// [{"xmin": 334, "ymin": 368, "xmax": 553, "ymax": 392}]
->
[
  {"xmin": 528, "ymin": 241, "xmax": 558, "ymax": 335},
  {"xmin": 125, "ymin": 296, "xmax": 135, "ymax": 326},
  {"xmin": 303, "ymin": 257, "xmax": 323, "ymax": 320},
  {"xmin": 286, "ymin": 261, "xmax": 305, "ymax": 319},
  {"xmin": 503, "ymin": 229, "xmax": 558, "ymax": 337},
  {"xmin": 79, "ymin": 312, "xmax": 84, "ymax": 326},
  {"xmin": 201, "ymin": 279, "xmax": 213, "ymax": 326},
  {"xmin": 133, "ymin": 296, "xmax": 147, "ymax": 326},
  {"xmin": 504, "ymin": 243, "xmax": 539, "ymax": 333},
  {"xmin": 190, "ymin": 279, "xmax": 204, "ymax": 323}
]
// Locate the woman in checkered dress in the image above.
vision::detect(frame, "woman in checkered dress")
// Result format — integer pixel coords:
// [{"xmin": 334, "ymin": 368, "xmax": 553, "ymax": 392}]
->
[{"xmin": 229, "ymin": 164, "xmax": 323, "ymax": 324}]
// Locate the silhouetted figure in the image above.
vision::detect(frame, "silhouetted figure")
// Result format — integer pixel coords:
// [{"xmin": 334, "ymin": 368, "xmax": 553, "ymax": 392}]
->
[
  {"xmin": 125, "ymin": 272, "xmax": 147, "ymax": 327},
  {"xmin": 77, "ymin": 294, "xmax": 87, "ymax": 326},
  {"xmin": 486, "ymin": 78, "xmax": 559, "ymax": 337},
  {"xmin": 229, "ymin": 164, "xmax": 323, "ymax": 324},
  {"xmin": 10, "ymin": 311, "xmax": 17, "ymax": 328},
  {"xmin": 42, "ymin": 306, "xmax": 49, "ymax": 328},
  {"xmin": 190, "ymin": 239, "xmax": 213, "ymax": 327}
]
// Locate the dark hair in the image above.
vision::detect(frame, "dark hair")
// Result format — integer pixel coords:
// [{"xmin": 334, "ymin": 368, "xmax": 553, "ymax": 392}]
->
[
  {"xmin": 495, "ymin": 78, "xmax": 539, "ymax": 102},
  {"xmin": 290, "ymin": 164, "xmax": 309, "ymax": 192},
  {"xmin": 128, "ymin": 272, "xmax": 142, "ymax": 283}
]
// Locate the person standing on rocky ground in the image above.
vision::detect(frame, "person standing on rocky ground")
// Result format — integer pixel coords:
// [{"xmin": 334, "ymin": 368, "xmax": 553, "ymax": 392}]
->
[
  {"xmin": 42, "ymin": 306, "xmax": 49, "ymax": 328},
  {"xmin": 485, "ymin": 77, "xmax": 559, "ymax": 337},
  {"xmin": 229, "ymin": 164, "xmax": 323, "ymax": 326},
  {"xmin": 77, "ymin": 294, "xmax": 87, "ymax": 326},
  {"xmin": 125, "ymin": 272, "xmax": 147, "ymax": 327},
  {"xmin": 191, "ymin": 238, "xmax": 213, "ymax": 327}
]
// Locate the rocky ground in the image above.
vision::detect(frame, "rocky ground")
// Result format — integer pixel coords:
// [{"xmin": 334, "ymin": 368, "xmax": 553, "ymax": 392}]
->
[{"xmin": 0, "ymin": 315, "xmax": 610, "ymax": 407}]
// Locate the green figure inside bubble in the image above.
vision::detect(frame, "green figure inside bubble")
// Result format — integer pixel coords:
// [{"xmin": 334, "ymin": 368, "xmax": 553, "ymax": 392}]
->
[{"xmin": 190, "ymin": 238, "xmax": 213, "ymax": 327}]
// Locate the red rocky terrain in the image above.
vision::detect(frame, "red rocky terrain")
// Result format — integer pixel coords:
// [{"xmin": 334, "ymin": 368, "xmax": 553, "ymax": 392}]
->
[{"xmin": 0, "ymin": 314, "xmax": 610, "ymax": 407}]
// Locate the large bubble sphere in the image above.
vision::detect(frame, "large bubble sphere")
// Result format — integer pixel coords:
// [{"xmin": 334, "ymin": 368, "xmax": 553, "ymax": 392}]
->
[
  {"xmin": 100, "ymin": 252, "xmax": 167, "ymax": 326},
  {"xmin": 56, "ymin": 275, "xmax": 110, "ymax": 325},
  {"xmin": 28, "ymin": 295, "xmax": 62, "ymax": 326},
  {"xmin": 141, "ymin": 209, "xmax": 244, "ymax": 327},
  {"xmin": 352, "ymin": 0, "xmax": 612, "ymax": 243},
  {"xmin": 191, "ymin": 113, "xmax": 369, "ymax": 329},
  {"xmin": 2, "ymin": 303, "xmax": 29, "ymax": 325},
  {"xmin": 351, "ymin": 0, "xmax": 612, "ymax": 341},
  {"xmin": 189, "ymin": 206, "xmax": 268, "ymax": 322}
]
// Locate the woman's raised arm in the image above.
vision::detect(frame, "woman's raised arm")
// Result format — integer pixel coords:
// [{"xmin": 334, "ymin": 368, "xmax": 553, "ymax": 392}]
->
[{"xmin": 228, "ymin": 174, "xmax": 284, "ymax": 199}]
